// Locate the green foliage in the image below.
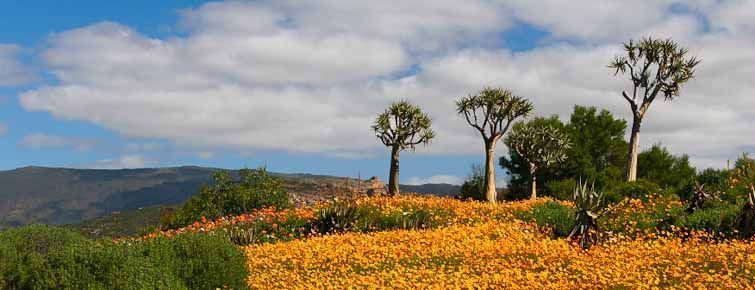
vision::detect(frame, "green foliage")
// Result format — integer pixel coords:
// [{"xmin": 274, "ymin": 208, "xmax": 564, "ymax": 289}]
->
[
  {"xmin": 545, "ymin": 179, "xmax": 577, "ymax": 201},
  {"xmin": 372, "ymin": 100, "xmax": 435, "ymax": 150},
  {"xmin": 501, "ymin": 106, "xmax": 628, "ymax": 199},
  {"xmin": 505, "ymin": 116, "xmax": 571, "ymax": 198},
  {"xmin": 166, "ymin": 167, "xmax": 291, "ymax": 228},
  {"xmin": 459, "ymin": 164, "xmax": 485, "ymax": 201},
  {"xmin": 0, "ymin": 225, "xmax": 249, "ymax": 290},
  {"xmin": 637, "ymin": 144, "xmax": 696, "ymax": 192},
  {"xmin": 675, "ymin": 201, "xmax": 741, "ymax": 235},
  {"xmin": 515, "ymin": 202, "xmax": 576, "ymax": 237},
  {"xmin": 608, "ymin": 179, "xmax": 662, "ymax": 201},
  {"xmin": 506, "ymin": 116, "xmax": 571, "ymax": 168},
  {"xmin": 140, "ymin": 233, "xmax": 248, "ymax": 290}
]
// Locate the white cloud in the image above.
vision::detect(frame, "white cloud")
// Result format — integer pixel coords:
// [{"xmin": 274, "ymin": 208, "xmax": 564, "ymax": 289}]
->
[
  {"xmin": 19, "ymin": 133, "xmax": 98, "ymax": 151},
  {"xmin": 405, "ymin": 175, "xmax": 464, "ymax": 185},
  {"xmin": 125, "ymin": 142, "xmax": 162, "ymax": 152},
  {"xmin": 0, "ymin": 44, "xmax": 34, "ymax": 86},
  {"xmin": 197, "ymin": 151, "xmax": 215, "ymax": 160},
  {"xmin": 88, "ymin": 154, "xmax": 155, "ymax": 169},
  {"xmin": 17, "ymin": 0, "xmax": 755, "ymax": 169}
]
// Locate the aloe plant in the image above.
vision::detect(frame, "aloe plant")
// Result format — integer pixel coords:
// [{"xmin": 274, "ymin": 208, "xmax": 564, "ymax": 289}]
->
[{"xmin": 568, "ymin": 181, "xmax": 604, "ymax": 249}]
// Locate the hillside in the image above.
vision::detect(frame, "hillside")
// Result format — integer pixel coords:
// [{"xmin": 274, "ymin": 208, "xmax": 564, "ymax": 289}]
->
[{"xmin": 0, "ymin": 166, "xmax": 460, "ymax": 229}]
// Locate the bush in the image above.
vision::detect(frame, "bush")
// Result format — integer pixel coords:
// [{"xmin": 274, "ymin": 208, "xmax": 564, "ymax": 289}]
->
[
  {"xmin": 514, "ymin": 202, "xmax": 576, "ymax": 237},
  {"xmin": 608, "ymin": 179, "xmax": 662, "ymax": 200},
  {"xmin": 459, "ymin": 164, "xmax": 485, "ymax": 201},
  {"xmin": 0, "ymin": 225, "xmax": 248, "ymax": 290},
  {"xmin": 675, "ymin": 202, "xmax": 741, "ymax": 235},
  {"xmin": 166, "ymin": 167, "xmax": 291, "ymax": 228},
  {"xmin": 545, "ymin": 179, "xmax": 576, "ymax": 201},
  {"xmin": 140, "ymin": 233, "xmax": 248, "ymax": 290}
]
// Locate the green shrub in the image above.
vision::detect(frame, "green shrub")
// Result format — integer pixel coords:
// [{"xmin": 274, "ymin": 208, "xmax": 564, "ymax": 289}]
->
[
  {"xmin": 608, "ymin": 179, "xmax": 662, "ymax": 200},
  {"xmin": 675, "ymin": 201, "xmax": 741, "ymax": 235},
  {"xmin": 459, "ymin": 164, "xmax": 486, "ymax": 201},
  {"xmin": 545, "ymin": 179, "xmax": 576, "ymax": 201},
  {"xmin": 166, "ymin": 167, "xmax": 291, "ymax": 229},
  {"xmin": 515, "ymin": 201, "xmax": 576, "ymax": 237},
  {"xmin": 140, "ymin": 233, "xmax": 248, "ymax": 290},
  {"xmin": 0, "ymin": 225, "xmax": 247, "ymax": 290}
]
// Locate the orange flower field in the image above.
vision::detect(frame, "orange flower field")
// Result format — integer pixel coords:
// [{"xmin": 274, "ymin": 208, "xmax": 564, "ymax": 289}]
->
[{"xmin": 241, "ymin": 196, "xmax": 755, "ymax": 289}]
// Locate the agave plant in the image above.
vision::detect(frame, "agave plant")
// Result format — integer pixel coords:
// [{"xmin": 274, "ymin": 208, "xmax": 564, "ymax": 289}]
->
[
  {"xmin": 568, "ymin": 181, "xmax": 604, "ymax": 249},
  {"xmin": 227, "ymin": 225, "xmax": 260, "ymax": 246},
  {"xmin": 312, "ymin": 202, "xmax": 365, "ymax": 234}
]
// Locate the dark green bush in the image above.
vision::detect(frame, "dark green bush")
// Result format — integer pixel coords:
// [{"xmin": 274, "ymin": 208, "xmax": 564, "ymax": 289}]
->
[
  {"xmin": 608, "ymin": 179, "xmax": 662, "ymax": 200},
  {"xmin": 514, "ymin": 201, "xmax": 576, "ymax": 237},
  {"xmin": 166, "ymin": 167, "xmax": 291, "ymax": 229},
  {"xmin": 675, "ymin": 201, "xmax": 741, "ymax": 235},
  {"xmin": 545, "ymin": 178, "xmax": 576, "ymax": 201},
  {"xmin": 0, "ymin": 225, "xmax": 248, "ymax": 290},
  {"xmin": 459, "ymin": 164, "xmax": 486, "ymax": 201},
  {"xmin": 141, "ymin": 233, "xmax": 248, "ymax": 290}
]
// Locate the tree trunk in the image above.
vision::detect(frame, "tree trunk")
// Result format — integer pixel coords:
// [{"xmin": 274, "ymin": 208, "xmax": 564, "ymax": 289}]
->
[
  {"xmin": 484, "ymin": 140, "xmax": 497, "ymax": 203},
  {"xmin": 626, "ymin": 114, "xmax": 642, "ymax": 182},
  {"xmin": 388, "ymin": 145, "xmax": 400, "ymax": 196},
  {"xmin": 529, "ymin": 162, "xmax": 537, "ymax": 199}
]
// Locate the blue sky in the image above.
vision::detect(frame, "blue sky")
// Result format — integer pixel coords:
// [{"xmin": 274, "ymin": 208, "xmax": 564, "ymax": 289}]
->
[{"xmin": 1, "ymin": 1, "xmax": 753, "ymax": 185}]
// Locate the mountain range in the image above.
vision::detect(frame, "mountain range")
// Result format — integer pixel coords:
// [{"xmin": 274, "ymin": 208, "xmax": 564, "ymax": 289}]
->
[{"xmin": 0, "ymin": 166, "xmax": 460, "ymax": 229}]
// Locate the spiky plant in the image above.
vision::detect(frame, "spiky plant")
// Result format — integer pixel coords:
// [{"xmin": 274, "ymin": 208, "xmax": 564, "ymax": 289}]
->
[
  {"xmin": 313, "ymin": 202, "xmax": 364, "ymax": 234},
  {"xmin": 568, "ymin": 181, "xmax": 604, "ymax": 249}
]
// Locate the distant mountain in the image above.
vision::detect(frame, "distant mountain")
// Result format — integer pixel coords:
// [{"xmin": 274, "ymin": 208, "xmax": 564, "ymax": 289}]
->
[{"xmin": 0, "ymin": 166, "xmax": 460, "ymax": 228}]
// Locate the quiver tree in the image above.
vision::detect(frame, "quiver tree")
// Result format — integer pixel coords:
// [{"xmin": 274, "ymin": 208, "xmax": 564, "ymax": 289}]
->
[
  {"xmin": 457, "ymin": 87, "xmax": 533, "ymax": 202},
  {"xmin": 609, "ymin": 37, "xmax": 701, "ymax": 181},
  {"xmin": 505, "ymin": 118, "xmax": 571, "ymax": 199},
  {"xmin": 372, "ymin": 101, "xmax": 435, "ymax": 196}
]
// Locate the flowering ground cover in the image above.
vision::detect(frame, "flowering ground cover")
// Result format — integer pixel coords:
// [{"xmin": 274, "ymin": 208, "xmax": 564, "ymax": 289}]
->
[
  {"xmin": 142, "ymin": 195, "xmax": 754, "ymax": 289},
  {"xmin": 245, "ymin": 221, "xmax": 755, "ymax": 289}
]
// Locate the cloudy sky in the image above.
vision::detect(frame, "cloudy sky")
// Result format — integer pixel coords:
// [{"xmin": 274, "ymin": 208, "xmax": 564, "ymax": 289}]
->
[{"xmin": 0, "ymin": 0, "xmax": 753, "ymax": 185}]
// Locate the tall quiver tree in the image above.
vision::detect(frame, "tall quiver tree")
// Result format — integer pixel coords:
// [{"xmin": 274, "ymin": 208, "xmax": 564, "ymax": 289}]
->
[
  {"xmin": 505, "ymin": 118, "xmax": 571, "ymax": 199},
  {"xmin": 372, "ymin": 101, "xmax": 435, "ymax": 196},
  {"xmin": 457, "ymin": 87, "xmax": 533, "ymax": 202},
  {"xmin": 609, "ymin": 37, "xmax": 700, "ymax": 181}
]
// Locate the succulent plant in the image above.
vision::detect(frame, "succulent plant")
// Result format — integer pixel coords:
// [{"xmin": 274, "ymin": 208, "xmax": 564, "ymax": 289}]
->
[
  {"xmin": 313, "ymin": 202, "xmax": 364, "ymax": 234},
  {"xmin": 568, "ymin": 180, "xmax": 604, "ymax": 249}
]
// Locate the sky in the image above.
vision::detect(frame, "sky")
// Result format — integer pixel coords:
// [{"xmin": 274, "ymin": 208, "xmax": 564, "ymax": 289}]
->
[{"xmin": 0, "ymin": 0, "xmax": 753, "ymax": 186}]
